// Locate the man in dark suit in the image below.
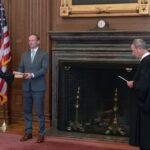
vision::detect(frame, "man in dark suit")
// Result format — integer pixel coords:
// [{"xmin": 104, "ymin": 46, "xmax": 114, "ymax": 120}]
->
[
  {"xmin": 16, "ymin": 34, "xmax": 49, "ymax": 143},
  {"xmin": 127, "ymin": 39, "xmax": 150, "ymax": 150}
]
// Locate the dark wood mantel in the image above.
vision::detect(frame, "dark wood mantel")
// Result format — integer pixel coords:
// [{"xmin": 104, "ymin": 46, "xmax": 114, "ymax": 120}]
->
[
  {"xmin": 49, "ymin": 31, "xmax": 150, "ymax": 63},
  {"xmin": 49, "ymin": 31, "xmax": 150, "ymax": 69},
  {"xmin": 49, "ymin": 30, "xmax": 150, "ymax": 42}
]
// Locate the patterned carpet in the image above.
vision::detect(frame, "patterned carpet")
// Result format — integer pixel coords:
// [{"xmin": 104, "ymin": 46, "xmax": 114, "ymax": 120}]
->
[{"xmin": 0, "ymin": 133, "xmax": 139, "ymax": 150}]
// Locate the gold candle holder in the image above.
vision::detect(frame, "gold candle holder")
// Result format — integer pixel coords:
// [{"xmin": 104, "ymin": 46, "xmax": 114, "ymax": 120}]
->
[
  {"xmin": 105, "ymin": 88, "xmax": 126, "ymax": 136},
  {"xmin": 67, "ymin": 86, "xmax": 85, "ymax": 132}
]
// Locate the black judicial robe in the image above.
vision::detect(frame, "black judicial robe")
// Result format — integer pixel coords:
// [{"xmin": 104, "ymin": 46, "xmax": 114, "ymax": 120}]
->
[
  {"xmin": 0, "ymin": 70, "xmax": 14, "ymax": 84},
  {"xmin": 129, "ymin": 54, "xmax": 150, "ymax": 149}
]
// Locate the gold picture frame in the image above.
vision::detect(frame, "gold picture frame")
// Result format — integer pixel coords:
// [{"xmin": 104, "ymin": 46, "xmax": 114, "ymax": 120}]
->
[{"xmin": 60, "ymin": 0, "xmax": 150, "ymax": 17}]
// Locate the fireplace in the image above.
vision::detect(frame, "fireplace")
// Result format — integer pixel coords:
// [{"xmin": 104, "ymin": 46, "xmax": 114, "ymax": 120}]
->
[
  {"xmin": 58, "ymin": 62, "xmax": 137, "ymax": 137},
  {"xmin": 49, "ymin": 31, "xmax": 150, "ymax": 139}
]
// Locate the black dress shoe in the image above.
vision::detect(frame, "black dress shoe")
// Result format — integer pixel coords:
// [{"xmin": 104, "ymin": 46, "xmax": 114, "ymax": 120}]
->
[
  {"xmin": 20, "ymin": 133, "xmax": 32, "ymax": 142},
  {"xmin": 36, "ymin": 135, "xmax": 44, "ymax": 143}
]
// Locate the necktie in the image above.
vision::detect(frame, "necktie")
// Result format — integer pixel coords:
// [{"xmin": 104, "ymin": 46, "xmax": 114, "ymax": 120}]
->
[{"xmin": 31, "ymin": 50, "xmax": 35, "ymax": 63}]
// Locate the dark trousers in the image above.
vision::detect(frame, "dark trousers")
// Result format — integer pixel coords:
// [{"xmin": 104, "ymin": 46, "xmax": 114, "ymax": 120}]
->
[{"xmin": 23, "ymin": 91, "xmax": 45, "ymax": 136}]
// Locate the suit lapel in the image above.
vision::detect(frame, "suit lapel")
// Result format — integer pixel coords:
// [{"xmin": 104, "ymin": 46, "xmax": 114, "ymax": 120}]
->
[{"xmin": 27, "ymin": 50, "xmax": 32, "ymax": 64}]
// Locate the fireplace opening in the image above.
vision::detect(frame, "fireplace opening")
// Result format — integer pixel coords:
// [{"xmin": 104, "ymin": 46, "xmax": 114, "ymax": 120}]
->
[{"xmin": 58, "ymin": 62, "xmax": 137, "ymax": 137}]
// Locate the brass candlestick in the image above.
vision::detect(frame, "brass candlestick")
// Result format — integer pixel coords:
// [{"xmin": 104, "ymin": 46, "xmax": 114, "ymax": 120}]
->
[
  {"xmin": 105, "ymin": 88, "xmax": 126, "ymax": 136},
  {"xmin": 67, "ymin": 86, "xmax": 85, "ymax": 132}
]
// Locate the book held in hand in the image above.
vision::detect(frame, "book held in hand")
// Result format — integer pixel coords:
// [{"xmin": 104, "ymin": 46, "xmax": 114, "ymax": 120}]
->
[{"xmin": 118, "ymin": 75, "xmax": 128, "ymax": 82}]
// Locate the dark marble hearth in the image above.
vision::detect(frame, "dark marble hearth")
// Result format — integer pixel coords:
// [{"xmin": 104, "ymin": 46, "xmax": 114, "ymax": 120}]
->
[{"xmin": 46, "ymin": 128, "xmax": 128, "ymax": 143}]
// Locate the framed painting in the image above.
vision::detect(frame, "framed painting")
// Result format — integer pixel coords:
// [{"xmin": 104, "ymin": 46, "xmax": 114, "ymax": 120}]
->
[{"xmin": 60, "ymin": 0, "xmax": 150, "ymax": 17}]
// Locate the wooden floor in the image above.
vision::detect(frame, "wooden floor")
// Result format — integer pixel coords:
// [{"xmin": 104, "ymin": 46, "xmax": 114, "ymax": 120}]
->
[
  {"xmin": 5, "ymin": 121, "xmax": 128, "ymax": 143},
  {"xmin": 3, "ymin": 121, "xmax": 139, "ymax": 150}
]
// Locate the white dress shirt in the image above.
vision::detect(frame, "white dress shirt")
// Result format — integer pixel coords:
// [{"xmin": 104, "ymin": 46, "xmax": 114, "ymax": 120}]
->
[
  {"xmin": 140, "ymin": 52, "xmax": 150, "ymax": 62},
  {"xmin": 31, "ymin": 47, "xmax": 38, "ymax": 78}
]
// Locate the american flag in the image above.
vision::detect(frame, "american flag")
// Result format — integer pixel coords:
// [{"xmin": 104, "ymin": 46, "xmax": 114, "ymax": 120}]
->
[{"xmin": 0, "ymin": 0, "xmax": 11, "ymax": 105}]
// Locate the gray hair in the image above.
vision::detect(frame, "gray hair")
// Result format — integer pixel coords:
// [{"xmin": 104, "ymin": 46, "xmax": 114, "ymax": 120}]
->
[{"xmin": 131, "ymin": 39, "xmax": 147, "ymax": 49}]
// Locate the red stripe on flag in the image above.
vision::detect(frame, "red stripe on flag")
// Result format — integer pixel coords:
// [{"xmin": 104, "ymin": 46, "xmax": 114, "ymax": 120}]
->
[
  {"xmin": 0, "ymin": 30, "xmax": 9, "ymax": 48},
  {"xmin": 4, "ymin": 41, "xmax": 10, "ymax": 49},
  {"xmin": 0, "ymin": 79, "xmax": 5, "ymax": 92},
  {"xmin": 3, "ymin": 31, "xmax": 9, "ymax": 37},
  {"xmin": 0, "ymin": 39, "xmax": 3, "ymax": 48}
]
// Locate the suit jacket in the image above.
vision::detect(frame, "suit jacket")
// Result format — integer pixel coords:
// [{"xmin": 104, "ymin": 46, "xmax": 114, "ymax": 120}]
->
[
  {"xmin": 129, "ymin": 54, "xmax": 150, "ymax": 149},
  {"xmin": 18, "ymin": 48, "xmax": 49, "ymax": 92}
]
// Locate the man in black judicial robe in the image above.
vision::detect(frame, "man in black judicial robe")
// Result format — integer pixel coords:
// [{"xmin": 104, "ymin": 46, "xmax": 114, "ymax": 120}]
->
[{"xmin": 127, "ymin": 39, "xmax": 150, "ymax": 150}]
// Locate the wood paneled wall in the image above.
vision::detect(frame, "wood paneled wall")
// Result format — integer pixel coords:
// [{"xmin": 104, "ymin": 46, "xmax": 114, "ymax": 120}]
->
[{"xmin": 2, "ymin": 0, "xmax": 150, "ymax": 126}]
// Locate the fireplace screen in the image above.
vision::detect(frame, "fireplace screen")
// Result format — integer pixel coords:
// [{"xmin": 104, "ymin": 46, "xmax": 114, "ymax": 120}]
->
[{"xmin": 58, "ymin": 62, "xmax": 136, "ymax": 137}]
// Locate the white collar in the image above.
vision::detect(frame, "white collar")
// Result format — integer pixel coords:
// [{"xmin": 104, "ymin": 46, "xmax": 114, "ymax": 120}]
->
[
  {"xmin": 31, "ymin": 47, "xmax": 38, "ymax": 53},
  {"xmin": 140, "ymin": 52, "xmax": 150, "ymax": 61}
]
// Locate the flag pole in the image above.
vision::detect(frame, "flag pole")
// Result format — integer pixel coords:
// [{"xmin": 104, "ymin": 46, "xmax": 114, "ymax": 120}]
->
[{"xmin": 0, "ymin": 0, "xmax": 8, "ymax": 132}]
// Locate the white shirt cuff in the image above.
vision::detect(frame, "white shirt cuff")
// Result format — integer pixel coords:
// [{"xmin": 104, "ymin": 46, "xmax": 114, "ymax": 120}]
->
[{"xmin": 31, "ymin": 73, "xmax": 35, "ymax": 78}]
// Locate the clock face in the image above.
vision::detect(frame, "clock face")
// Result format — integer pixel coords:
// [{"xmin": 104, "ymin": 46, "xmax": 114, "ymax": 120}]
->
[{"xmin": 97, "ymin": 20, "xmax": 106, "ymax": 28}]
